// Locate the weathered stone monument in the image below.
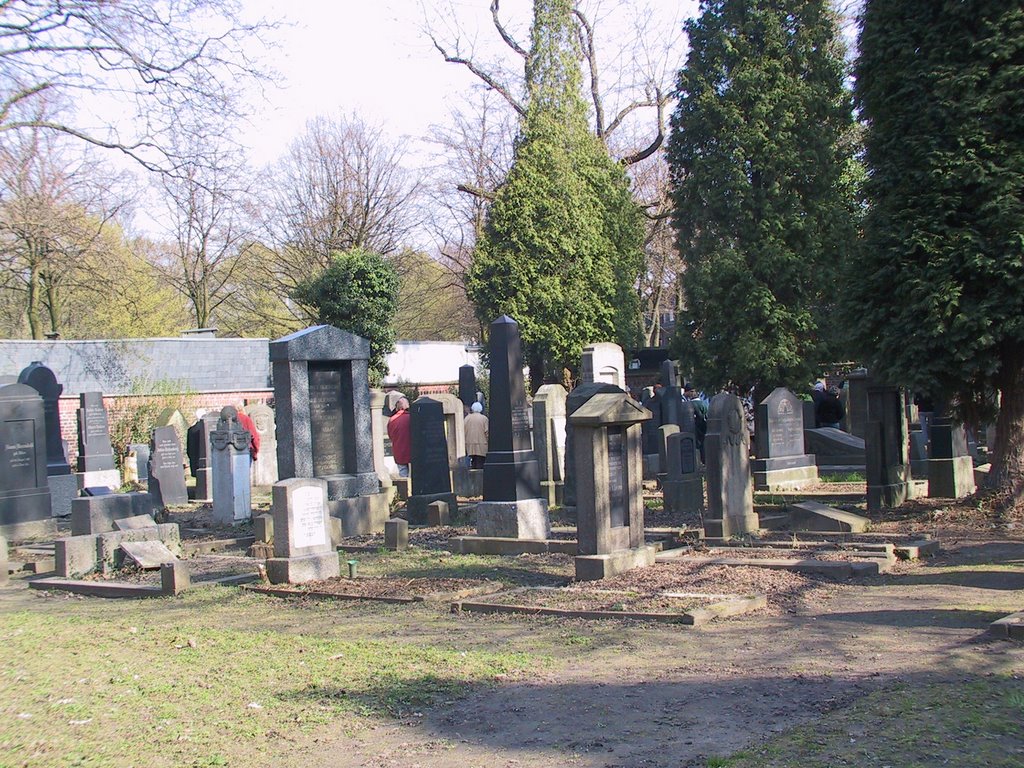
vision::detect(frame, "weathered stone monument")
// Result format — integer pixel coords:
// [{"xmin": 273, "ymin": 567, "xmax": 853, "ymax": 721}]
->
[
  {"xmin": 128, "ymin": 443, "xmax": 150, "ymax": 482},
  {"xmin": 927, "ymin": 416, "xmax": 975, "ymax": 498},
  {"xmin": 476, "ymin": 316, "xmax": 549, "ymax": 539},
  {"xmin": 210, "ymin": 406, "xmax": 252, "ymax": 525},
  {"xmin": 266, "ymin": 477, "xmax": 340, "ymax": 584},
  {"xmin": 407, "ymin": 396, "xmax": 458, "ymax": 524},
  {"xmin": 186, "ymin": 414, "xmax": 219, "ymax": 502},
  {"xmin": 640, "ymin": 385, "xmax": 663, "ymax": 479},
  {"xmin": 704, "ymin": 393, "xmax": 758, "ymax": 537},
  {"xmin": 845, "ymin": 369, "xmax": 870, "ymax": 439},
  {"xmin": 662, "ymin": 430, "xmax": 704, "ymax": 517},
  {"xmin": 155, "ymin": 408, "xmax": 189, "ymax": 454},
  {"xmin": 563, "ymin": 381, "xmax": 623, "ymax": 513},
  {"xmin": 18, "ymin": 362, "xmax": 75, "ymax": 517},
  {"xmin": 270, "ymin": 325, "xmax": 387, "ymax": 535},
  {"xmin": 752, "ymin": 388, "xmax": 818, "ymax": 491},
  {"xmin": 0, "ymin": 384, "xmax": 56, "ymax": 539},
  {"xmin": 148, "ymin": 425, "xmax": 189, "ymax": 507},
  {"xmin": 658, "ymin": 360, "xmax": 687, "ymax": 430},
  {"xmin": 420, "ymin": 392, "xmax": 465, "ymax": 469},
  {"xmin": 570, "ymin": 393, "xmax": 655, "ymax": 580},
  {"xmin": 532, "ymin": 384, "xmax": 568, "ymax": 507},
  {"xmin": 865, "ymin": 383, "xmax": 911, "ymax": 510},
  {"xmin": 243, "ymin": 402, "xmax": 279, "ymax": 486},
  {"xmin": 75, "ymin": 392, "xmax": 120, "ymax": 491},
  {"xmin": 656, "ymin": 423, "xmax": 679, "ymax": 487},
  {"xmin": 580, "ymin": 342, "xmax": 626, "ymax": 389}
]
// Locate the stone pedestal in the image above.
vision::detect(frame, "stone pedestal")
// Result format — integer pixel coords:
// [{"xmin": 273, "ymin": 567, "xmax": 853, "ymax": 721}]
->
[
  {"xmin": 266, "ymin": 478, "xmax": 340, "ymax": 585},
  {"xmin": 211, "ymin": 407, "xmax": 253, "ymax": 525},
  {"xmin": 704, "ymin": 393, "xmax": 758, "ymax": 537},
  {"xmin": 47, "ymin": 474, "xmax": 77, "ymax": 518},
  {"xmin": 569, "ymin": 393, "xmax": 652, "ymax": 581},
  {"xmin": 476, "ymin": 499, "xmax": 550, "ymax": 539},
  {"xmin": 928, "ymin": 417, "xmax": 975, "ymax": 499},
  {"xmin": 385, "ymin": 518, "xmax": 408, "ymax": 550},
  {"xmin": 452, "ymin": 466, "xmax": 484, "ymax": 497}
]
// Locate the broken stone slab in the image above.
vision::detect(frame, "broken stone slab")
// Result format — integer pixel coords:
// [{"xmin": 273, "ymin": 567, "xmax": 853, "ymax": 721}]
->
[
  {"xmin": 789, "ymin": 501, "xmax": 870, "ymax": 533},
  {"xmin": 119, "ymin": 540, "xmax": 178, "ymax": 569},
  {"xmin": 55, "ymin": 523, "xmax": 182, "ymax": 577},
  {"xmin": 113, "ymin": 514, "xmax": 158, "ymax": 531}
]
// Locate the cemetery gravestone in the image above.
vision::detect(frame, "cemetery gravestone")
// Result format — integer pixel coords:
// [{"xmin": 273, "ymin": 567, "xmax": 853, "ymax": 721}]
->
[
  {"xmin": 129, "ymin": 443, "xmax": 150, "ymax": 482},
  {"xmin": 476, "ymin": 316, "xmax": 549, "ymax": 539},
  {"xmin": 865, "ymin": 383, "xmax": 911, "ymax": 510},
  {"xmin": 641, "ymin": 385, "xmax": 663, "ymax": 479},
  {"xmin": 76, "ymin": 392, "xmax": 121, "ymax": 491},
  {"xmin": 563, "ymin": 381, "xmax": 624, "ymax": 512},
  {"xmin": 266, "ymin": 477, "xmax": 340, "ymax": 584},
  {"xmin": 927, "ymin": 416, "xmax": 975, "ymax": 498},
  {"xmin": 662, "ymin": 430, "xmax": 704, "ymax": 517},
  {"xmin": 532, "ymin": 384, "xmax": 568, "ymax": 507},
  {"xmin": 580, "ymin": 342, "xmax": 626, "ymax": 389},
  {"xmin": 155, "ymin": 408, "xmax": 189, "ymax": 454},
  {"xmin": 368, "ymin": 390, "xmax": 395, "ymax": 502},
  {"xmin": 210, "ymin": 406, "xmax": 253, "ymax": 525},
  {"xmin": 407, "ymin": 397, "xmax": 458, "ymax": 524},
  {"xmin": 186, "ymin": 414, "xmax": 219, "ymax": 502},
  {"xmin": 570, "ymin": 393, "xmax": 656, "ymax": 580},
  {"xmin": 243, "ymin": 402, "xmax": 279, "ymax": 486},
  {"xmin": 270, "ymin": 325, "xmax": 387, "ymax": 535},
  {"xmin": 18, "ymin": 362, "xmax": 75, "ymax": 517},
  {"xmin": 845, "ymin": 369, "xmax": 870, "ymax": 439},
  {"xmin": 704, "ymin": 393, "xmax": 758, "ymax": 537},
  {"xmin": 148, "ymin": 426, "xmax": 189, "ymax": 507},
  {"xmin": 422, "ymin": 392, "xmax": 466, "ymax": 469},
  {"xmin": 0, "ymin": 384, "xmax": 56, "ymax": 539},
  {"xmin": 752, "ymin": 388, "xmax": 818, "ymax": 491}
]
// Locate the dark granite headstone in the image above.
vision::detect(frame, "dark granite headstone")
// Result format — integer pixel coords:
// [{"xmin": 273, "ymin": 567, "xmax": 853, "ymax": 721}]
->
[
  {"xmin": 481, "ymin": 316, "xmax": 540, "ymax": 503},
  {"xmin": 17, "ymin": 362, "xmax": 70, "ymax": 476},
  {"xmin": 752, "ymin": 387, "xmax": 818, "ymax": 490},
  {"xmin": 269, "ymin": 325, "xmax": 379, "ymax": 500},
  {"xmin": 186, "ymin": 414, "xmax": 219, "ymax": 502},
  {"xmin": 0, "ymin": 384, "xmax": 55, "ymax": 538},
  {"xmin": 458, "ymin": 365, "xmax": 477, "ymax": 414},
  {"xmin": 927, "ymin": 416, "xmax": 975, "ymax": 498},
  {"xmin": 640, "ymin": 388, "xmax": 662, "ymax": 456},
  {"xmin": 865, "ymin": 383, "xmax": 910, "ymax": 510},
  {"xmin": 76, "ymin": 392, "xmax": 116, "ymax": 472},
  {"xmin": 563, "ymin": 381, "xmax": 623, "ymax": 509},
  {"xmin": 148, "ymin": 425, "xmax": 188, "ymax": 507},
  {"xmin": 410, "ymin": 398, "xmax": 452, "ymax": 497}
]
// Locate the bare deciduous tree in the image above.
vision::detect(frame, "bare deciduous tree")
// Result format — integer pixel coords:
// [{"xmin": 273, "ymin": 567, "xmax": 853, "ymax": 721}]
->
[{"xmin": 0, "ymin": 0, "xmax": 275, "ymax": 173}]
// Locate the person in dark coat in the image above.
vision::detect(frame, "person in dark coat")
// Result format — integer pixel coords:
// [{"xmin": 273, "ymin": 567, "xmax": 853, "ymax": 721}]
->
[{"xmin": 816, "ymin": 386, "xmax": 844, "ymax": 429}]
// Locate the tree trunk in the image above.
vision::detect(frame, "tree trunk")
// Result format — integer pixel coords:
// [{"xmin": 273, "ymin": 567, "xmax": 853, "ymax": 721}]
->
[
  {"xmin": 527, "ymin": 347, "xmax": 545, "ymax": 397},
  {"xmin": 44, "ymin": 275, "xmax": 61, "ymax": 337},
  {"xmin": 26, "ymin": 265, "xmax": 42, "ymax": 340},
  {"xmin": 989, "ymin": 346, "xmax": 1024, "ymax": 503}
]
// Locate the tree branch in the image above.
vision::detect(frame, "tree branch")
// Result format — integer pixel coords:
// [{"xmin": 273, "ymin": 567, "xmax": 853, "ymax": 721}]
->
[
  {"xmin": 490, "ymin": 0, "xmax": 527, "ymax": 58},
  {"xmin": 430, "ymin": 37, "xmax": 526, "ymax": 117}
]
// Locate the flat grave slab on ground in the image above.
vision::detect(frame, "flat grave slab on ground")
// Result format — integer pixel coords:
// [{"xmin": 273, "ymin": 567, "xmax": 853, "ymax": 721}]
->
[{"xmin": 244, "ymin": 576, "xmax": 503, "ymax": 604}]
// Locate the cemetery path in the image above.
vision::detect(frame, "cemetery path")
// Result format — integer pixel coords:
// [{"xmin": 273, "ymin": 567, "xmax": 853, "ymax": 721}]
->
[{"xmin": 284, "ymin": 535, "xmax": 1024, "ymax": 768}]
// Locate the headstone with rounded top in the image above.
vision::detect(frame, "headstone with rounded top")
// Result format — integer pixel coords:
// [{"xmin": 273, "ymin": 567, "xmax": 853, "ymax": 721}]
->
[
  {"xmin": 243, "ymin": 402, "xmax": 279, "ymax": 486},
  {"xmin": 148, "ymin": 425, "xmax": 188, "ymax": 507},
  {"xmin": 704, "ymin": 393, "xmax": 758, "ymax": 537},
  {"xmin": 752, "ymin": 387, "xmax": 818, "ymax": 491},
  {"xmin": 266, "ymin": 477, "xmax": 340, "ymax": 584},
  {"xmin": 0, "ymin": 384, "xmax": 56, "ymax": 539},
  {"xmin": 76, "ymin": 392, "xmax": 121, "ymax": 491},
  {"xmin": 18, "ymin": 362, "xmax": 75, "ymax": 517}
]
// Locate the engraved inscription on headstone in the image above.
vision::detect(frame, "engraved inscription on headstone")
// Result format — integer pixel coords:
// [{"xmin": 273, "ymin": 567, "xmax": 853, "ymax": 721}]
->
[
  {"xmin": 679, "ymin": 433, "xmax": 696, "ymax": 476},
  {"xmin": 4, "ymin": 420, "xmax": 35, "ymax": 490},
  {"xmin": 606, "ymin": 427, "xmax": 627, "ymax": 529},
  {"xmin": 769, "ymin": 397, "xmax": 802, "ymax": 457},
  {"xmin": 291, "ymin": 485, "xmax": 327, "ymax": 549},
  {"xmin": 308, "ymin": 366, "xmax": 345, "ymax": 476},
  {"xmin": 511, "ymin": 405, "xmax": 532, "ymax": 437}
]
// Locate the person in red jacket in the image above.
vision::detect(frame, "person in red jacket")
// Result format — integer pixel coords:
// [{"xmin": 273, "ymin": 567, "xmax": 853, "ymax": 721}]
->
[
  {"xmin": 387, "ymin": 397, "xmax": 411, "ymax": 477},
  {"xmin": 235, "ymin": 407, "xmax": 261, "ymax": 460}
]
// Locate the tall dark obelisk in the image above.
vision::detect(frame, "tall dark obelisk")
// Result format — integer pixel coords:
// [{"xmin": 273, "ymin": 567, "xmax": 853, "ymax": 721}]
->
[{"xmin": 476, "ymin": 316, "xmax": 550, "ymax": 539}]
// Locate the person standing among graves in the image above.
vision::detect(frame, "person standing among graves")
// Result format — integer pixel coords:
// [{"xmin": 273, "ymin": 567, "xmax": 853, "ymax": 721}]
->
[
  {"xmin": 387, "ymin": 397, "xmax": 412, "ymax": 477},
  {"xmin": 816, "ymin": 386, "xmax": 845, "ymax": 429},
  {"xmin": 684, "ymin": 384, "xmax": 709, "ymax": 463},
  {"xmin": 463, "ymin": 401, "xmax": 489, "ymax": 469}
]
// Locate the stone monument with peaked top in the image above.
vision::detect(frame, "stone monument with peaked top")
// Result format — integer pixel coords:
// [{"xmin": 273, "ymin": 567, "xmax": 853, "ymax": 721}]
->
[
  {"xmin": 476, "ymin": 316, "xmax": 549, "ymax": 539},
  {"xmin": 458, "ymin": 365, "xmax": 477, "ymax": 414},
  {"xmin": 704, "ymin": 393, "xmax": 758, "ymax": 537},
  {"xmin": 752, "ymin": 387, "xmax": 818, "ymax": 491},
  {"xmin": 211, "ymin": 406, "xmax": 253, "ymax": 524},
  {"xmin": 148, "ymin": 425, "xmax": 189, "ymax": 507},
  {"xmin": 270, "ymin": 325, "xmax": 387, "ymax": 535},
  {"xmin": 18, "ymin": 362, "xmax": 75, "ymax": 517},
  {"xmin": 0, "ymin": 384, "xmax": 56, "ymax": 539}
]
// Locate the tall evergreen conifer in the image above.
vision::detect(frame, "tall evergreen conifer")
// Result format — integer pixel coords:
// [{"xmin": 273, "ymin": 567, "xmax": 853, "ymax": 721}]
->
[
  {"xmin": 850, "ymin": 2, "xmax": 1024, "ymax": 498},
  {"xmin": 667, "ymin": 0, "xmax": 858, "ymax": 396},
  {"xmin": 465, "ymin": 0, "xmax": 645, "ymax": 387}
]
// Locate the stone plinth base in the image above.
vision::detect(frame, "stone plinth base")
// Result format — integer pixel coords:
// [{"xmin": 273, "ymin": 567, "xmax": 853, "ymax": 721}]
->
[
  {"xmin": 575, "ymin": 544, "xmax": 657, "ymax": 581},
  {"xmin": 539, "ymin": 480, "xmax": 563, "ymax": 508},
  {"xmin": 47, "ymin": 474, "xmax": 77, "ymax": 517},
  {"xmin": 703, "ymin": 513, "xmax": 760, "ymax": 539},
  {"xmin": 325, "ymin": 473, "xmax": 381, "ymax": 500},
  {"xmin": 453, "ymin": 466, "xmax": 484, "ymax": 497},
  {"xmin": 790, "ymin": 501, "xmax": 869, "ymax": 533},
  {"xmin": 642, "ymin": 454, "xmax": 660, "ymax": 481},
  {"xmin": 406, "ymin": 492, "xmax": 458, "ymax": 526},
  {"xmin": 928, "ymin": 457, "xmax": 975, "ymax": 499},
  {"xmin": 77, "ymin": 469, "xmax": 122, "ymax": 492},
  {"xmin": 266, "ymin": 552, "xmax": 340, "ymax": 585},
  {"xmin": 867, "ymin": 481, "xmax": 910, "ymax": 511},
  {"xmin": 329, "ymin": 491, "xmax": 390, "ymax": 536},
  {"xmin": 475, "ymin": 498, "xmax": 550, "ymax": 539},
  {"xmin": 663, "ymin": 477, "xmax": 704, "ymax": 515},
  {"xmin": 0, "ymin": 512, "xmax": 56, "ymax": 542},
  {"xmin": 753, "ymin": 464, "xmax": 819, "ymax": 492}
]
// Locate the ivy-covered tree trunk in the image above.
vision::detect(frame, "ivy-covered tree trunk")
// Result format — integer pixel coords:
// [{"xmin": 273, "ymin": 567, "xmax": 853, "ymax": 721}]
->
[{"xmin": 991, "ymin": 346, "xmax": 1024, "ymax": 498}]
